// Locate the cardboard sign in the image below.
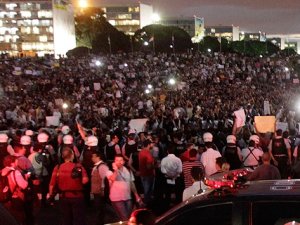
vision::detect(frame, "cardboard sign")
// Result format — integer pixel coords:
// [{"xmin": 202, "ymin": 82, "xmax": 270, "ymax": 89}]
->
[
  {"xmin": 46, "ymin": 116, "xmax": 60, "ymax": 127},
  {"xmin": 254, "ymin": 116, "xmax": 276, "ymax": 133},
  {"xmin": 129, "ymin": 118, "xmax": 148, "ymax": 133},
  {"xmin": 234, "ymin": 108, "xmax": 246, "ymax": 128}
]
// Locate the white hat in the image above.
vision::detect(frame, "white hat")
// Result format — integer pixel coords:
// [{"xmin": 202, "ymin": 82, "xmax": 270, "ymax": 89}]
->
[
  {"xmin": 0, "ymin": 134, "xmax": 8, "ymax": 143},
  {"xmin": 63, "ymin": 135, "xmax": 73, "ymax": 145},
  {"xmin": 85, "ymin": 136, "xmax": 98, "ymax": 147},
  {"xmin": 37, "ymin": 133, "xmax": 49, "ymax": 143},
  {"xmin": 61, "ymin": 126, "xmax": 70, "ymax": 135},
  {"xmin": 203, "ymin": 132, "xmax": 213, "ymax": 142},
  {"xmin": 25, "ymin": 130, "xmax": 34, "ymax": 136},
  {"xmin": 128, "ymin": 129, "xmax": 136, "ymax": 135},
  {"xmin": 249, "ymin": 135, "xmax": 260, "ymax": 144},
  {"xmin": 226, "ymin": 135, "xmax": 236, "ymax": 144},
  {"xmin": 20, "ymin": 135, "xmax": 31, "ymax": 145}
]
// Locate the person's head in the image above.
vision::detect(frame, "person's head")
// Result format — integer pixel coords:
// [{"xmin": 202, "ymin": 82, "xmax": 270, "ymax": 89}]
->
[
  {"xmin": 128, "ymin": 209, "xmax": 155, "ymax": 225},
  {"xmin": 283, "ymin": 130, "xmax": 289, "ymax": 139},
  {"xmin": 275, "ymin": 129, "xmax": 283, "ymax": 137},
  {"xmin": 61, "ymin": 147, "xmax": 74, "ymax": 162},
  {"xmin": 222, "ymin": 162, "xmax": 230, "ymax": 172},
  {"xmin": 190, "ymin": 166, "xmax": 204, "ymax": 181},
  {"xmin": 143, "ymin": 139, "xmax": 153, "ymax": 150},
  {"xmin": 203, "ymin": 132, "xmax": 213, "ymax": 143},
  {"xmin": 167, "ymin": 145, "xmax": 175, "ymax": 155},
  {"xmin": 249, "ymin": 135, "xmax": 259, "ymax": 146},
  {"xmin": 189, "ymin": 148, "xmax": 198, "ymax": 161},
  {"xmin": 262, "ymin": 152, "xmax": 271, "ymax": 164},
  {"xmin": 215, "ymin": 157, "xmax": 227, "ymax": 171},
  {"xmin": 3, "ymin": 155, "xmax": 17, "ymax": 168},
  {"xmin": 91, "ymin": 151, "xmax": 104, "ymax": 164},
  {"xmin": 226, "ymin": 135, "xmax": 236, "ymax": 145},
  {"xmin": 114, "ymin": 154, "xmax": 125, "ymax": 169}
]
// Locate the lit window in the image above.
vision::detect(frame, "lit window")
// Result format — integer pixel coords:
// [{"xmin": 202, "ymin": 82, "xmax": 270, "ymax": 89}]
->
[
  {"xmin": 0, "ymin": 36, "xmax": 4, "ymax": 42},
  {"xmin": 12, "ymin": 35, "xmax": 19, "ymax": 42},
  {"xmin": 39, "ymin": 35, "xmax": 47, "ymax": 42},
  {"xmin": 48, "ymin": 26, "xmax": 53, "ymax": 33},
  {"xmin": 109, "ymin": 20, "xmax": 116, "ymax": 26},
  {"xmin": 21, "ymin": 11, "xmax": 32, "ymax": 18},
  {"xmin": 0, "ymin": 20, "xmax": 2, "ymax": 26},
  {"xmin": 134, "ymin": 7, "xmax": 139, "ymax": 12},
  {"xmin": 33, "ymin": 27, "xmax": 39, "ymax": 34},
  {"xmin": 38, "ymin": 11, "xmax": 52, "ymax": 18},
  {"xmin": 32, "ymin": 19, "xmax": 39, "ymax": 26},
  {"xmin": 21, "ymin": 27, "xmax": 31, "ymax": 34},
  {"xmin": 6, "ymin": 4, "xmax": 17, "ymax": 10},
  {"xmin": 10, "ymin": 27, "xmax": 18, "ymax": 35},
  {"xmin": 4, "ymin": 35, "xmax": 11, "ymax": 43},
  {"xmin": 118, "ymin": 14, "xmax": 132, "ymax": 19},
  {"xmin": 0, "ymin": 27, "xmax": 7, "ymax": 35},
  {"xmin": 211, "ymin": 28, "xmax": 215, "ymax": 33},
  {"xmin": 8, "ymin": 12, "xmax": 17, "ymax": 18},
  {"xmin": 0, "ymin": 12, "xmax": 5, "ymax": 18}
]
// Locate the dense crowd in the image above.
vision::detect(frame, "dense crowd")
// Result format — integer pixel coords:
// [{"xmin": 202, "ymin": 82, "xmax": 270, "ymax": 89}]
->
[{"xmin": 0, "ymin": 52, "xmax": 300, "ymax": 225}]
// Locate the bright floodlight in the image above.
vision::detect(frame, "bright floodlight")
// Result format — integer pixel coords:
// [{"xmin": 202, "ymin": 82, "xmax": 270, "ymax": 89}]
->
[
  {"xmin": 147, "ymin": 84, "xmax": 153, "ymax": 89},
  {"xmin": 151, "ymin": 13, "xmax": 161, "ymax": 23},
  {"xmin": 241, "ymin": 31, "xmax": 245, "ymax": 35},
  {"xmin": 259, "ymin": 55, "xmax": 263, "ymax": 58},
  {"xmin": 95, "ymin": 60, "xmax": 101, "ymax": 66},
  {"xmin": 145, "ymin": 89, "xmax": 150, "ymax": 94},
  {"xmin": 79, "ymin": 0, "xmax": 88, "ymax": 8},
  {"xmin": 124, "ymin": 63, "xmax": 128, "ymax": 67},
  {"xmin": 144, "ymin": 41, "xmax": 149, "ymax": 46},
  {"xmin": 207, "ymin": 48, "xmax": 211, "ymax": 53},
  {"xmin": 170, "ymin": 45, "xmax": 173, "ymax": 48},
  {"xmin": 285, "ymin": 67, "xmax": 289, "ymax": 72},
  {"xmin": 169, "ymin": 78, "xmax": 176, "ymax": 85},
  {"xmin": 62, "ymin": 103, "xmax": 68, "ymax": 109}
]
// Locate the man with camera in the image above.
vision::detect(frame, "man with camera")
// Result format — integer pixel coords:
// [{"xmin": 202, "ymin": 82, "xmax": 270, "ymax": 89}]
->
[{"xmin": 49, "ymin": 147, "xmax": 89, "ymax": 225}]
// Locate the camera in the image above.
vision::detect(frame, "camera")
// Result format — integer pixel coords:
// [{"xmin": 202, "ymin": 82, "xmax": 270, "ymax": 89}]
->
[{"xmin": 71, "ymin": 166, "xmax": 82, "ymax": 179}]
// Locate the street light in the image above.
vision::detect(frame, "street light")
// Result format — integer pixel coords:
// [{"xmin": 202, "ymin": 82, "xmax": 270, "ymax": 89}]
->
[
  {"xmin": 207, "ymin": 48, "xmax": 211, "ymax": 53},
  {"xmin": 79, "ymin": 0, "xmax": 88, "ymax": 8},
  {"xmin": 62, "ymin": 103, "xmax": 69, "ymax": 109},
  {"xmin": 145, "ymin": 89, "xmax": 151, "ymax": 94},
  {"xmin": 285, "ymin": 67, "xmax": 289, "ymax": 72},
  {"xmin": 144, "ymin": 41, "xmax": 149, "ymax": 46},
  {"xmin": 147, "ymin": 84, "xmax": 153, "ymax": 89},
  {"xmin": 95, "ymin": 60, "xmax": 101, "ymax": 66},
  {"xmin": 124, "ymin": 63, "xmax": 128, "ymax": 67},
  {"xmin": 168, "ymin": 78, "xmax": 176, "ymax": 85},
  {"xmin": 151, "ymin": 13, "xmax": 161, "ymax": 23}
]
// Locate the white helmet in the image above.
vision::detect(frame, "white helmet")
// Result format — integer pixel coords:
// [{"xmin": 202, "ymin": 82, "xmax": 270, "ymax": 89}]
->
[
  {"xmin": 20, "ymin": 135, "xmax": 31, "ymax": 145},
  {"xmin": 0, "ymin": 133, "xmax": 8, "ymax": 143},
  {"xmin": 226, "ymin": 135, "xmax": 236, "ymax": 144},
  {"xmin": 203, "ymin": 132, "xmax": 213, "ymax": 143},
  {"xmin": 61, "ymin": 125, "xmax": 70, "ymax": 135},
  {"xmin": 25, "ymin": 130, "xmax": 34, "ymax": 136},
  {"xmin": 37, "ymin": 133, "xmax": 49, "ymax": 143},
  {"xmin": 85, "ymin": 136, "xmax": 98, "ymax": 147},
  {"xmin": 63, "ymin": 135, "xmax": 73, "ymax": 145}
]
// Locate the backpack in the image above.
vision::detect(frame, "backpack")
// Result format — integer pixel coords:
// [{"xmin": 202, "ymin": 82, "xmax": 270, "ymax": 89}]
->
[{"xmin": 0, "ymin": 171, "xmax": 16, "ymax": 203}]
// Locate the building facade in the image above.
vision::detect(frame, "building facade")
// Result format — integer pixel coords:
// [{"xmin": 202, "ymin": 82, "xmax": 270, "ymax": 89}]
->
[
  {"xmin": 0, "ymin": 0, "xmax": 76, "ymax": 56},
  {"xmin": 100, "ymin": 3, "xmax": 153, "ymax": 35},
  {"xmin": 205, "ymin": 25, "xmax": 239, "ymax": 41}
]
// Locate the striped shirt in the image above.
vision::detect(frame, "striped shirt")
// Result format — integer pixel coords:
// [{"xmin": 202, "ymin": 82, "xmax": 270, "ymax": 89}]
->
[{"xmin": 182, "ymin": 161, "xmax": 205, "ymax": 188}]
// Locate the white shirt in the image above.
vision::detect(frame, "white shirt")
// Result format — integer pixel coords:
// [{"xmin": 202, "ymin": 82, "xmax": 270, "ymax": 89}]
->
[
  {"xmin": 182, "ymin": 181, "xmax": 208, "ymax": 201},
  {"xmin": 107, "ymin": 166, "xmax": 134, "ymax": 202},
  {"xmin": 241, "ymin": 147, "xmax": 263, "ymax": 166},
  {"xmin": 161, "ymin": 154, "xmax": 182, "ymax": 178},
  {"xmin": 201, "ymin": 148, "xmax": 221, "ymax": 177}
]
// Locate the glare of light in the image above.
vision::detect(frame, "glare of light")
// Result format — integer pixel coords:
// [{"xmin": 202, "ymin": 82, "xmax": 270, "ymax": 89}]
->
[
  {"xmin": 124, "ymin": 63, "xmax": 128, "ymax": 67},
  {"xmin": 147, "ymin": 84, "xmax": 153, "ymax": 89},
  {"xmin": 241, "ymin": 31, "xmax": 245, "ymax": 35},
  {"xmin": 168, "ymin": 78, "xmax": 176, "ymax": 85},
  {"xmin": 95, "ymin": 60, "xmax": 101, "ymax": 66},
  {"xmin": 144, "ymin": 41, "xmax": 149, "ymax": 46},
  {"xmin": 79, "ymin": 0, "xmax": 88, "ymax": 8},
  {"xmin": 259, "ymin": 55, "xmax": 263, "ymax": 58},
  {"xmin": 151, "ymin": 13, "xmax": 161, "ymax": 23},
  {"xmin": 207, "ymin": 48, "xmax": 211, "ymax": 53},
  {"xmin": 62, "ymin": 103, "xmax": 68, "ymax": 109},
  {"xmin": 170, "ymin": 45, "xmax": 173, "ymax": 48},
  {"xmin": 145, "ymin": 89, "xmax": 150, "ymax": 94},
  {"xmin": 285, "ymin": 67, "xmax": 289, "ymax": 72}
]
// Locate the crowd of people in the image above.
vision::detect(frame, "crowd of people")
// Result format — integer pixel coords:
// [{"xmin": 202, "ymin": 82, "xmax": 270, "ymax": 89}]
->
[{"xmin": 0, "ymin": 51, "xmax": 300, "ymax": 225}]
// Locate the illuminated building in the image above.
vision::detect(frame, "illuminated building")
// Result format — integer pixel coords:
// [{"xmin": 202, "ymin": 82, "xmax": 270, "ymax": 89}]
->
[
  {"xmin": 0, "ymin": 0, "xmax": 76, "ymax": 56},
  {"xmin": 74, "ymin": 2, "xmax": 154, "ymax": 36},
  {"xmin": 240, "ymin": 32, "xmax": 267, "ymax": 42},
  {"xmin": 205, "ymin": 25, "xmax": 240, "ymax": 41}
]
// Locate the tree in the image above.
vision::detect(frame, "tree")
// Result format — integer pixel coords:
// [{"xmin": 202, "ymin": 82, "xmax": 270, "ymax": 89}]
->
[
  {"xmin": 134, "ymin": 24, "xmax": 192, "ymax": 53},
  {"xmin": 75, "ymin": 8, "xmax": 130, "ymax": 53}
]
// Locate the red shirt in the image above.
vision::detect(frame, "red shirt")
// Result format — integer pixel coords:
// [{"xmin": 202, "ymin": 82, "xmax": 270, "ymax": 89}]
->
[
  {"xmin": 139, "ymin": 149, "xmax": 155, "ymax": 177},
  {"xmin": 50, "ymin": 162, "xmax": 88, "ymax": 198}
]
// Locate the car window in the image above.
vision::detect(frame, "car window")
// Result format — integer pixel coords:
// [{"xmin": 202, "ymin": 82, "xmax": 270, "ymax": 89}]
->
[
  {"xmin": 253, "ymin": 201, "xmax": 300, "ymax": 225},
  {"xmin": 165, "ymin": 203, "xmax": 232, "ymax": 225}
]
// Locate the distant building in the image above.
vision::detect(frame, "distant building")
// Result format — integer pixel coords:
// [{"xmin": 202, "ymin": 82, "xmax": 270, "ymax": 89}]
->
[
  {"xmin": 240, "ymin": 32, "xmax": 266, "ymax": 42},
  {"xmin": 267, "ymin": 34, "xmax": 300, "ymax": 54},
  {"xmin": 74, "ymin": 3, "xmax": 154, "ymax": 35},
  {"xmin": 161, "ymin": 17, "xmax": 195, "ymax": 37},
  {"xmin": 205, "ymin": 25, "xmax": 239, "ymax": 41},
  {"xmin": 0, "ymin": 0, "xmax": 76, "ymax": 56}
]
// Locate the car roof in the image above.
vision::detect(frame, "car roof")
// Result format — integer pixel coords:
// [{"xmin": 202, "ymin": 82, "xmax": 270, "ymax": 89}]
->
[{"xmin": 156, "ymin": 179, "xmax": 300, "ymax": 223}]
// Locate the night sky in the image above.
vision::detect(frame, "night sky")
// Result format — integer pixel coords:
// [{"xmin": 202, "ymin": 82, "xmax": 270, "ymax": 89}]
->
[{"xmin": 91, "ymin": 0, "xmax": 300, "ymax": 34}]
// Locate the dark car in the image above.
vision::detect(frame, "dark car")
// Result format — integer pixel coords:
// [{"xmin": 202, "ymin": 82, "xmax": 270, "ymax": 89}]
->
[{"xmin": 155, "ymin": 179, "xmax": 300, "ymax": 225}]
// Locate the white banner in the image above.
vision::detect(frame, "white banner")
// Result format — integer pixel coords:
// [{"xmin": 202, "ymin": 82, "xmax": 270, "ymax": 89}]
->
[
  {"xmin": 129, "ymin": 118, "xmax": 148, "ymax": 133},
  {"xmin": 263, "ymin": 101, "xmax": 271, "ymax": 115},
  {"xmin": 46, "ymin": 116, "xmax": 60, "ymax": 127}
]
